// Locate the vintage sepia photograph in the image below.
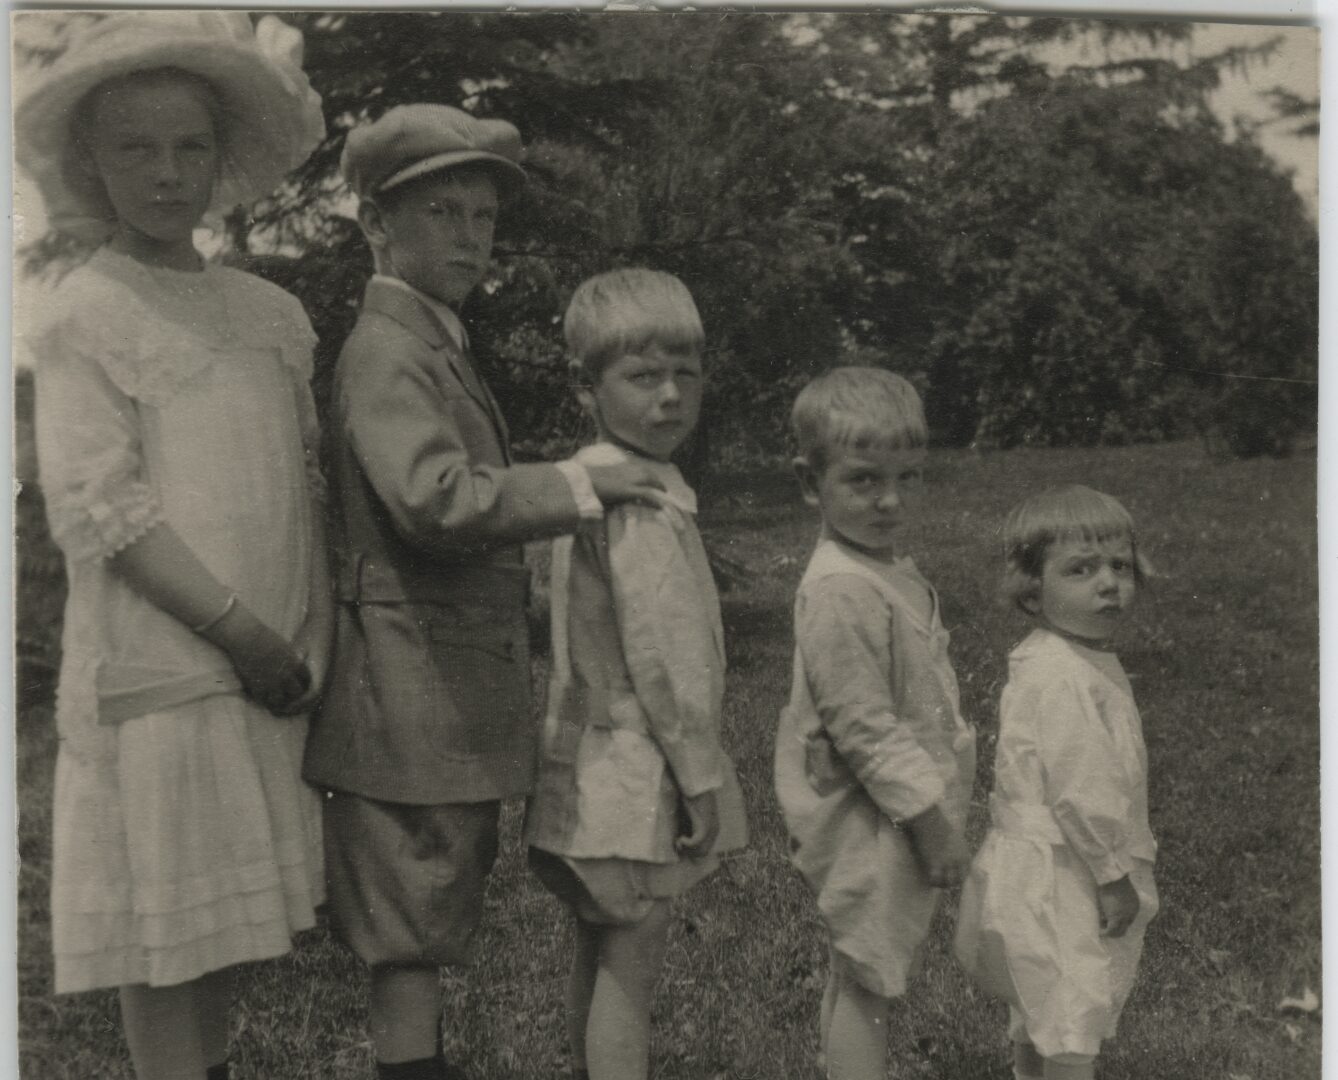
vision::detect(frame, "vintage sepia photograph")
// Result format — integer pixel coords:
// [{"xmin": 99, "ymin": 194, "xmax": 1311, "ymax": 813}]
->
[{"xmin": 12, "ymin": 8, "xmax": 1319, "ymax": 1079}]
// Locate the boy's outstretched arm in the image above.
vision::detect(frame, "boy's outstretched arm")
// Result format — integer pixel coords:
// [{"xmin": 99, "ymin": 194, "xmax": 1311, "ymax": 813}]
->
[{"xmin": 344, "ymin": 342, "xmax": 662, "ymax": 555}]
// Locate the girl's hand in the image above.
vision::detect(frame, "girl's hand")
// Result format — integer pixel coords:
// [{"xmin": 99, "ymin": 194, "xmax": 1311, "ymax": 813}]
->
[
  {"xmin": 208, "ymin": 603, "xmax": 312, "ymax": 715},
  {"xmin": 1097, "ymin": 875, "xmax": 1140, "ymax": 937},
  {"xmin": 285, "ymin": 608, "xmax": 335, "ymax": 715},
  {"xmin": 905, "ymin": 803, "xmax": 970, "ymax": 887},
  {"xmin": 675, "ymin": 790, "xmax": 720, "ymax": 858}
]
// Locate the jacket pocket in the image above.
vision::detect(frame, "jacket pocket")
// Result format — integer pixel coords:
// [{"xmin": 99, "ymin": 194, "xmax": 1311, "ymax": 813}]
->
[{"xmin": 422, "ymin": 607, "xmax": 530, "ymax": 756}]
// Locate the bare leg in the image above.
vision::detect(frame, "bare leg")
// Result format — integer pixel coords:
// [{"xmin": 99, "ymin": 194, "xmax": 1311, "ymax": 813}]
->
[
  {"xmin": 819, "ymin": 944, "xmax": 841, "ymax": 1067},
  {"xmin": 370, "ymin": 964, "xmax": 440, "ymax": 1064},
  {"xmin": 566, "ymin": 919, "xmax": 600, "ymax": 1072},
  {"xmin": 823, "ymin": 962, "xmax": 890, "ymax": 1080},
  {"xmin": 194, "ymin": 966, "xmax": 234, "ymax": 1070},
  {"xmin": 585, "ymin": 900, "xmax": 673, "ymax": 1080},
  {"xmin": 120, "ymin": 980, "xmax": 206, "ymax": 1080}
]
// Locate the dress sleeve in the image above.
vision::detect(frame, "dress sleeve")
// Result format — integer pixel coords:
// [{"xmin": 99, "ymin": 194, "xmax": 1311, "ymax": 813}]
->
[
  {"xmin": 1022, "ymin": 674, "xmax": 1134, "ymax": 884},
  {"xmin": 33, "ymin": 327, "xmax": 162, "ymax": 563},
  {"xmin": 274, "ymin": 293, "xmax": 326, "ymax": 504},
  {"xmin": 796, "ymin": 574, "xmax": 944, "ymax": 821},
  {"xmin": 606, "ymin": 503, "xmax": 724, "ymax": 798}
]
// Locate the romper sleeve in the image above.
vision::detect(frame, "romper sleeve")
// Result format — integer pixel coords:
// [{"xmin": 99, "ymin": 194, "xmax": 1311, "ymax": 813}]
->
[
  {"xmin": 796, "ymin": 574, "xmax": 944, "ymax": 821},
  {"xmin": 33, "ymin": 322, "xmax": 163, "ymax": 563},
  {"xmin": 606, "ymin": 502, "xmax": 724, "ymax": 798},
  {"xmin": 1022, "ymin": 674, "xmax": 1134, "ymax": 884}
]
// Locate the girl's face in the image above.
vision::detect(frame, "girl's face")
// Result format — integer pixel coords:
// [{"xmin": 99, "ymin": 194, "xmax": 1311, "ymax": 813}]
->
[
  {"xmin": 84, "ymin": 74, "xmax": 219, "ymax": 252},
  {"xmin": 1033, "ymin": 535, "xmax": 1137, "ymax": 642},
  {"xmin": 581, "ymin": 345, "xmax": 703, "ymax": 461}
]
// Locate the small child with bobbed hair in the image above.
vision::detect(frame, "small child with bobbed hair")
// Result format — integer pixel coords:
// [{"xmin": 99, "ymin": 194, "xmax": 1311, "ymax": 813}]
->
[
  {"xmin": 525, "ymin": 268, "xmax": 748, "ymax": 1080},
  {"xmin": 955, "ymin": 485, "xmax": 1159, "ymax": 1080},
  {"xmin": 775, "ymin": 367, "xmax": 976, "ymax": 1080}
]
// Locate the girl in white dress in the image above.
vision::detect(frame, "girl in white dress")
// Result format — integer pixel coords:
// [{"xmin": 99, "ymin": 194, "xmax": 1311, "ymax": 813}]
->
[
  {"xmin": 955, "ymin": 485, "xmax": 1159, "ymax": 1080},
  {"xmin": 16, "ymin": 12, "xmax": 327, "ymax": 1079}
]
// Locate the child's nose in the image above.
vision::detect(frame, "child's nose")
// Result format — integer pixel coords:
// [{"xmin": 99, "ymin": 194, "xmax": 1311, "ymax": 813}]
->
[
  {"xmin": 659, "ymin": 378, "xmax": 681, "ymax": 405},
  {"xmin": 876, "ymin": 487, "xmax": 900, "ymax": 510},
  {"xmin": 153, "ymin": 148, "xmax": 183, "ymax": 184}
]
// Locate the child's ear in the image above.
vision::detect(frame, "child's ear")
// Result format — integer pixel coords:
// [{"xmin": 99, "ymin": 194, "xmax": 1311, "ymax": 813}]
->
[
  {"xmin": 793, "ymin": 456, "xmax": 822, "ymax": 507},
  {"xmin": 356, "ymin": 199, "xmax": 390, "ymax": 250}
]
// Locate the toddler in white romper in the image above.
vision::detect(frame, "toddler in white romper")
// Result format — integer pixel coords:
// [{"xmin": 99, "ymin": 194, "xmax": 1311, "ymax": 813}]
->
[{"xmin": 956, "ymin": 485, "xmax": 1159, "ymax": 1080}]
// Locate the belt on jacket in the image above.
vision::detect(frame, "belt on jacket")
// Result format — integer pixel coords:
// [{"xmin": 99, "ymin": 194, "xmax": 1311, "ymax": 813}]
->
[
  {"xmin": 335, "ymin": 551, "xmax": 528, "ymax": 606},
  {"xmin": 989, "ymin": 794, "xmax": 1066, "ymax": 846}
]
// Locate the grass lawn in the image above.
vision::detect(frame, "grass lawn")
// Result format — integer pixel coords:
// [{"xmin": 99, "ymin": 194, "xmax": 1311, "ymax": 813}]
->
[{"xmin": 17, "ymin": 441, "xmax": 1319, "ymax": 1079}]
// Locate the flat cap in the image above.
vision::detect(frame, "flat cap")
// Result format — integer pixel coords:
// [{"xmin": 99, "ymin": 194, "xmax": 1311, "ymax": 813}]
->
[{"xmin": 341, "ymin": 103, "xmax": 525, "ymax": 200}]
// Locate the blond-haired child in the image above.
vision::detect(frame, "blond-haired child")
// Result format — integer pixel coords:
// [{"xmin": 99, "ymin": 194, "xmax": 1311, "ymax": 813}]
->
[
  {"xmin": 775, "ymin": 367, "xmax": 976, "ymax": 1080},
  {"xmin": 525, "ymin": 268, "xmax": 747, "ymax": 1080},
  {"xmin": 955, "ymin": 485, "xmax": 1159, "ymax": 1080}
]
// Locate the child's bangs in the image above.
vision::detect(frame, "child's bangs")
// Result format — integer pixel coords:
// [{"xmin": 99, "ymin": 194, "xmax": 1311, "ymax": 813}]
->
[
  {"xmin": 830, "ymin": 412, "xmax": 926, "ymax": 456},
  {"xmin": 566, "ymin": 269, "xmax": 704, "ymax": 375},
  {"xmin": 1019, "ymin": 490, "xmax": 1134, "ymax": 551},
  {"xmin": 1002, "ymin": 485, "xmax": 1148, "ymax": 587}
]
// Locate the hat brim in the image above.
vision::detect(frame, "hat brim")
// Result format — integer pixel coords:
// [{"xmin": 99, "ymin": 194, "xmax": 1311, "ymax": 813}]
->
[
  {"xmin": 15, "ymin": 30, "xmax": 324, "ymax": 240},
  {"xmin": 378, "ymin": 150, "xmax": 526, "ymax": 199}
]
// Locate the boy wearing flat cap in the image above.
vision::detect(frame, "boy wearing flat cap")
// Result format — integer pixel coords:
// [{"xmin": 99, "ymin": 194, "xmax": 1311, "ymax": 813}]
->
[{"xmin": 305, "ymin": 104, "xmax": 663, "ymax": 1080}]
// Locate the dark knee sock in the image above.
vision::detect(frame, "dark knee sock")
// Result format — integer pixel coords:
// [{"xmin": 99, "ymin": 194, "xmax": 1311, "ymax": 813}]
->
[
  {"xmin": 205, "ymin": 1065, "xmax": 229, "ymax": 1080},
  {"xmin": 377, "ymin": 1057, "xmax": 448, "ymax": 1080}
]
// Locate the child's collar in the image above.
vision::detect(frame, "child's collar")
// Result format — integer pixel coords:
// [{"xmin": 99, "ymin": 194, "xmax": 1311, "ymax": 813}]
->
[
  {"xmin": 372, "ymin": 273, "xmax": 467, "ymax": 352},
  {"xmin": 1034, "ymin": 616, "xmax": 1120, "ymax": 653},
  {"xmin": 576, "ymin": 441, "xmax": 697, "ymax": 515}
]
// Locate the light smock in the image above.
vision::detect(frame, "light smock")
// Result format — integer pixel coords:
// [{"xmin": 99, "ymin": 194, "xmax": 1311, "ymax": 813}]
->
[
  {"xmin": 525, "ymin": 442, "xmax": 747, "ymax": 922},
  {"xmin": 31, "ymin": 246, "xmax": 326, "ymax": 993},
  {"xmin": 775, "ymin": 538, "xmax": 976, "ymax": 998},
  {"xmin": 954, "ymin": 627, "xmax": 1158, "ymax": 1059}
]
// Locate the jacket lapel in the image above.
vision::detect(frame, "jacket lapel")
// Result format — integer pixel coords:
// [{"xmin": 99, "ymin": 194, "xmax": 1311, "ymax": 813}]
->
[{"xmin": 360, "ymin": 281, "xmax": 511, "ymax": 460}]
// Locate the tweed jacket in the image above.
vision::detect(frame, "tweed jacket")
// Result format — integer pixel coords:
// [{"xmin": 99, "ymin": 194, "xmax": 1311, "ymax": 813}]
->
[{"xmin": 304, "ymin": 279, "xmax": 582, "ymax": 804}]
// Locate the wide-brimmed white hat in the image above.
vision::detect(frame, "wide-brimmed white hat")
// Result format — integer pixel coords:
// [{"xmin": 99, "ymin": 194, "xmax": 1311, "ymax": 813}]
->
[{"xmin": 15, "ymin": 10, "xmax": 326, "ymax": 242}]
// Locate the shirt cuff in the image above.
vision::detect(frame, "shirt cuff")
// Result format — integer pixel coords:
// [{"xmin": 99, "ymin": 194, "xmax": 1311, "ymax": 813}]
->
[{"xmin": 556, "ymin": 460, "xmax": 604, "ymax": 520}]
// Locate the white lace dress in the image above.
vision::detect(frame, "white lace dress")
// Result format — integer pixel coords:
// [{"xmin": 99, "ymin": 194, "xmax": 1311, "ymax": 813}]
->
[{"xmin": 31, "ymin": 246, "xmax": 326, "ymax": 993}]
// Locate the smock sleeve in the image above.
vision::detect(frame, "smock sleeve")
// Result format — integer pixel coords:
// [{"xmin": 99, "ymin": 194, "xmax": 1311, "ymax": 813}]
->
[
  {"xmin": 796, "ymin": 574, "xmax": 944, "ymax": 821},
  {"xmin": 607, "ymin": 502, "xmax": 724, "ymax": 798},
  {"xmin": 33, "ymin": 327, "xmax": 162, "ymax": 563},
  {"xmin": 1022, "ymin": 675, "xmax": 1134, "ymax": 884}
]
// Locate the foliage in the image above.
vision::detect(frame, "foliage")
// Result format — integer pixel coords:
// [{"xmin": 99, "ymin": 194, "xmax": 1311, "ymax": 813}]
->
[
  {"xmin": 13, "ymin": 12, "xmax": 1318, "ymax": 458},
  {"xmin": 912, "ymin": 68, "xmax": 1317, "ymax": 450}
]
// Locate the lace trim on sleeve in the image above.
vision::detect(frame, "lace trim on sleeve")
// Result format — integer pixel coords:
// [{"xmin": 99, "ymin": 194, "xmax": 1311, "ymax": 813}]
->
[{"xmin": 47, "ymin": 477, "xmax": 163, "ymax": 563}]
